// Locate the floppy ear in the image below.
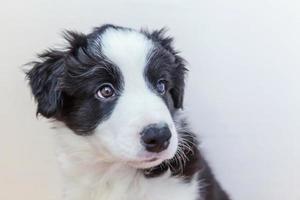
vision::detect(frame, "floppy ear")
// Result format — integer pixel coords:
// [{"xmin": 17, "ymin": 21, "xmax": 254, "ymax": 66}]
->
[
  {"xmin": 149, "ymin": 28, "xmax": 187, "ymax": 109},
  {"xmin": 26, "ymin": 30, "xmax": 87, "ymax": 118},
  {"xmin": 26, "ymin": 50, "xmax": 65, "ymax": 118}
]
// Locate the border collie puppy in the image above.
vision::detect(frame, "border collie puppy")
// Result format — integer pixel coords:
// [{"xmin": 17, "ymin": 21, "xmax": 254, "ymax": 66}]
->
[{"xmin": 26, "ymin": 24, "xmax": 230, "ymax": 200}]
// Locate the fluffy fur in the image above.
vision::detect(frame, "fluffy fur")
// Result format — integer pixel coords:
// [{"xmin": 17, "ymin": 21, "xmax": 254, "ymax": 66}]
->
[{"xmin": 26, "ymin": 24, "xmax": 230, "ymax": 200}]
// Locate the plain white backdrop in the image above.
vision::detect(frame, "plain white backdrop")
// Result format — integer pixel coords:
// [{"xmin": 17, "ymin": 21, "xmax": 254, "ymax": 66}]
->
[{"xmin": 0, "ymin": 0, "xmax": 299, "ymax": 199}]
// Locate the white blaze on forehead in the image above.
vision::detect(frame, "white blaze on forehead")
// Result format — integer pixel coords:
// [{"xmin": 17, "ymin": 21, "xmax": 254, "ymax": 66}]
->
[{"xmin": 100, "ymin": 28, "xmax": 153, "ymax": 82}]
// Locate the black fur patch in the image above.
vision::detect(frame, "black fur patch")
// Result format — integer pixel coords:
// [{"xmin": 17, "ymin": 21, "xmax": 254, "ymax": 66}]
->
[
  {"xmin": 143, "ymin": 28, "xmax": 187, "ymax": 109},
  {"xmin": 26, "ymin": 26, "xmax": 124, "ymax": 135}
]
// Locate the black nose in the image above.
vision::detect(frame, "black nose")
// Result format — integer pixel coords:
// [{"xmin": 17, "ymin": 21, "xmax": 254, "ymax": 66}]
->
[{"xmin": 140, "ymin": 124, "xmax": 172, "ymax": 153}]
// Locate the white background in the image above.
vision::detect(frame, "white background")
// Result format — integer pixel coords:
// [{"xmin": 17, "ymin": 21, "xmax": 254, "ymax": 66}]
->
[{"xmin": 0, "ymin": 0, "xmax": 299, "ymax": 199}]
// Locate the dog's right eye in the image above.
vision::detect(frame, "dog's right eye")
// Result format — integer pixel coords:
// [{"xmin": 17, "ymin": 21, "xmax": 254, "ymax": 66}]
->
[{"xmin": 96, "ymin": 83, "xmax": 115, "ymax": 99}]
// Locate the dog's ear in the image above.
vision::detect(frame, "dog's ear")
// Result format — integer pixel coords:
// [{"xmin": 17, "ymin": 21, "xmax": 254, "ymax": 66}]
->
[
  {"xmin": 26, "ymin": 31, "xmax": 87, "ymax": 118},
  {"xmin": 26, "ymin": 50, "xmax": 65, "ymax": 118},
  {"xmin": 149, "ymin": 28, "xmax": 187, "ymax": 109}
]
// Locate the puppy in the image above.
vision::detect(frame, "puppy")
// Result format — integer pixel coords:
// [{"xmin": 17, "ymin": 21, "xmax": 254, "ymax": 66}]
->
[{"xmin": 26, "ymin": 24, "xmax": 230, "ymax": 200}]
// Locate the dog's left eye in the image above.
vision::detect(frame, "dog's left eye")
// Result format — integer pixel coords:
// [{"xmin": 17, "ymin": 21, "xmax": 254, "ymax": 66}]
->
[
  {"xmin": 96, "ymin": 83, "xmax": 115, "ymax": 99},
  {"xmin": 156, "ymin": 79, "xmax": 168, "ymax": 95}
]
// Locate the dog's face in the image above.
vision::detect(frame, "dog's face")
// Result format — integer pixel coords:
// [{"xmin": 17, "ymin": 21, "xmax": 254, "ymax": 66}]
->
[{"xmin": 27, "ymin": 25, "xmax": 186, "ymax": 169}]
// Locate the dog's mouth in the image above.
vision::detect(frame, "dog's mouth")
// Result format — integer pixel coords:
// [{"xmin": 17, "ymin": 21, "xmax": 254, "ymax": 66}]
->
[
  {"xmin": 127, "ymin": 156, "xmax": 164, "ymax": 169},
  {"xmin": 126, "ymin": 149, "xmax": 176, "ymax": 169},
  {"xmin": 127, "ymin": 138, "xmax": 178, "ymax": 169}
]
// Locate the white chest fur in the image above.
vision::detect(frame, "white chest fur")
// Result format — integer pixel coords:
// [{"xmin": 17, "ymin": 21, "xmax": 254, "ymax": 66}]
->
[{"xmin": 62, "ymin": 165, "xmax": 200, "ymax": 200}]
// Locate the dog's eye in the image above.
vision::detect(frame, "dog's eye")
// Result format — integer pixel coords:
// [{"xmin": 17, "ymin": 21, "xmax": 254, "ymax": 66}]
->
[
  {"xmin": 156, "ymin": 79, "xmax": 168, "ymax": 95},
  {"xmin": 96, "ymin": 83, "xmax": 115, "ymax": 99}
]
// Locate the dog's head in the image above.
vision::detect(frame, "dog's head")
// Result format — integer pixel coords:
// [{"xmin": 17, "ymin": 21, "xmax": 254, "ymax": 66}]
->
[{"xmin": 27, "ymin": 24, "xmax": 187, "ymax": 169}]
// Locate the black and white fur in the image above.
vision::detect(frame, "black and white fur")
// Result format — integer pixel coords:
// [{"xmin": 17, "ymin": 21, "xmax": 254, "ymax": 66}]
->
[{"xmin": 26, "ymin": 24, "xmax": 230, "ymax": 200}]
